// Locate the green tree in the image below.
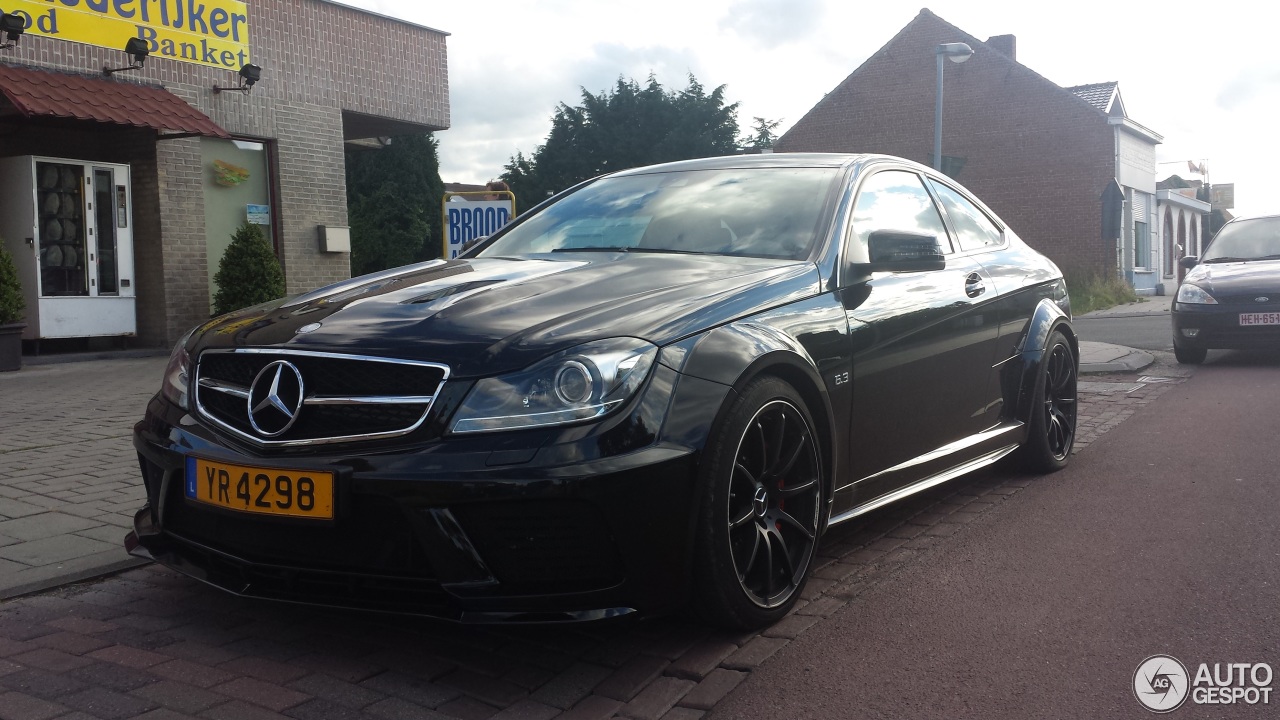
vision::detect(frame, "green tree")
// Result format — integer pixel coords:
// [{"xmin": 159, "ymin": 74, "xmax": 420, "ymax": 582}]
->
[
  {"xmin": 0, "ymin": 242, "xmax": 24, "ymax": 324},
  {"xmin": 211, "ymin": 223, "xmax": 286, "ymax": 316},
  {"xmin": 502, "ymin": 74, "xmax": 741, "ymax": 213},
  {"xmin": 345, "ymin": 134, "xmax": 446, "ymax": 274},
  {"xmin": 740, "ymin": 117, "xmax": 782, "ymax": 151}
]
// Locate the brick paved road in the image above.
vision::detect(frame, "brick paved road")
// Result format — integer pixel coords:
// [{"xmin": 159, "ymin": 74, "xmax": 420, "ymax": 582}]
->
[
  {"xmin": 0, "ymin": 358, "xmax": 166, "ymax": 597},
  {"xmin": 0, "ymin": 355, "xmax": 1186, "ymax": 720}
]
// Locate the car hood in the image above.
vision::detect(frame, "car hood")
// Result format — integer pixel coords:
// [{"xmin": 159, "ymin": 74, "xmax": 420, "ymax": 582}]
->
[
  {"xmin": 1184, "ymin": 260, "xmax": 1280, "ymax": 297},
  {"xmin": 192, "ymin": 253, "xmax": 820, "ymax": 377}
]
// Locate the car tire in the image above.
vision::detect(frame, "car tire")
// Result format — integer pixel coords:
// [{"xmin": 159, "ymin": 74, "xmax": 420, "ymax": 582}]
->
[
  {"xmin": 1174, "ymin": 344, "xmax": 1207, "ymax": 364},
  {"xmin": 1018, "ymin": 329, "xmax": 1077, "ymax": 474},
  {"xmin": 692, "ymin": 376, "xmax": 824, "ymax": 630}
]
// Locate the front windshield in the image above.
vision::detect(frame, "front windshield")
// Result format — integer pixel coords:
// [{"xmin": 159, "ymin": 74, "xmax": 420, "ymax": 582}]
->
[
  {"xmin": 476, "ymin": 167, "xmax": 841, "ymax": 261},
  {"xmin": 1202, "ymin": 217, "xmax": 1280, "ymax": 263}
]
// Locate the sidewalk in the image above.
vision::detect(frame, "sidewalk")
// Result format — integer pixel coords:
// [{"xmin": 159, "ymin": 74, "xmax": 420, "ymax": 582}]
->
[
  {"xmin": 0, "ymin": 356, "xmax": 166, "ymax": 598},
  {"xmin": 1076, "ymin": 293, "xmax": 1173, "ymax": 319}
]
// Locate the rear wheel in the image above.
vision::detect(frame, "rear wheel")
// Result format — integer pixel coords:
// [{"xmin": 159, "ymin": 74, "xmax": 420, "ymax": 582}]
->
[
  {"xmin": 1174, "ymin": 343, "xmax": 1207, "ymax": 364},
  {"xmin": 693, "ymin": 377, "xmax": 823, "ymax": 630},
  {"xmin": 1019, "ymin": 330, "xmax": 1077, "ymax": 473}
]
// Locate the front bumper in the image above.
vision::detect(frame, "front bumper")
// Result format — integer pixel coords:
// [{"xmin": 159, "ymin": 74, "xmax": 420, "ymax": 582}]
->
[
  {"xmin": 127, "ymin": 364, "xmax": 725, "ymax": 623},
  {"xmin": 1172, "ymin": 302, "xmax": 1280, "ymax": 351}
]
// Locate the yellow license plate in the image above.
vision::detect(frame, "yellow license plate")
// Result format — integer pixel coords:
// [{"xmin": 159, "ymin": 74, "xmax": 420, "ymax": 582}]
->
[{"xmin": 184, "ymin": 457, "xmax": 334, "ymax": 520}]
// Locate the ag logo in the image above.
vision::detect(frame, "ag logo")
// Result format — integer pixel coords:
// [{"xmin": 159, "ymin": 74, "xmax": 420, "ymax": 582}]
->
[{"xmin": 1135, "ymin": 655, "xmax": 1190, "ymax": 713}]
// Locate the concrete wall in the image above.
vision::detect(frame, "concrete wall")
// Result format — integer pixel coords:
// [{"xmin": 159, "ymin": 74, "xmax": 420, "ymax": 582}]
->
[{"xmin": 776, "ymin": 9, "xmax": 1117, "ymax": 277}]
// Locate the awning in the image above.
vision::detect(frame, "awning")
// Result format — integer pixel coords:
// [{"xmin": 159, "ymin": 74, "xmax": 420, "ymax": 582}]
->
[{"xmin": 0, "ymin": 64, "xmax": 230, "ymax": 139}]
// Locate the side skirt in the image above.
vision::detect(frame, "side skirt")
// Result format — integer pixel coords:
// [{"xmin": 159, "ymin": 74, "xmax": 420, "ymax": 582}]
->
[{"xmin": 827, "ymin": 425, "xmax": 1022, "ymax": 528}]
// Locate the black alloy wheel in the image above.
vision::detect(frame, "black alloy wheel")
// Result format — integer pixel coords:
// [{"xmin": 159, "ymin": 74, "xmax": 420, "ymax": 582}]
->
[
  {"xmin": 694, "ymin": 377, "xmax": 823, "ymax": 629},
  {"xmin": 1019, "ymin": 329, "xmax": 1077, "ymax": 473}
]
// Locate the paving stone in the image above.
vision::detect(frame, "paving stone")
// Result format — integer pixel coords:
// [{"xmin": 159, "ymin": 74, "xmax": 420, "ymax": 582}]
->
[
  {"xmin": 358, "ymin": 671, "xmax": 459, "ymax": 709},
  {"xmin": 88, "ymin": 643, "xmax": 172, "ymax": 668},
  {"xmin": 666, "ymin": 639, "xmax": 738, "ymax": 681},
  {"xmin": 794, "ymin": 597, "xmax": 847, "ymax": 618},
  {"xmin": 676, "ymin": 669, "xmax": 746, "ymax": 711},
  {"xmin": 558, "ymin": 695, "xmax": 623, "ymax": 720},
  {"xmin": 924, "ymin": 522, "xmax": 963, "ymax": 537},
  {"xmin": 0, "ymin": 534, "xmax": 121, "ymax": 566},
  {"xmin": 0, "ymin": 512, "xmax": 101, "ymax": 541},
  {"xmin": 364, "ymin": 696, "xmax": 451, "ymax": 720},
  {"xmin": 528, "ymin": 662, "xmax": 612, "ymax": 709},
  {"xmin": 10, "ymin": 647, "xmax": 96, "ymax": 672},
  {"xmin": 287, "ymin": 673, "xmax": 386, "ymax": 710},
  {"xmin": 593, "ymin": 654, "xmax": 669, "ymax": 702},
  {"xmin": 136, "ymin": 710, "xmax": 203, "ymax": 720},
  {"xmin": 67, "ymin": 660, "xmax": 161, "ymax": 692},
  {"xmin": 281, "ymin": 698, "xmax": 372, "ymax": 720},
  {"xmin": 219, "ymin": 656, "xmax": 311, "ymax": 685},
  {"xmin": 435, "ymin": 695, "xmax": 500, "ymax": 720},
  {"xmin": 59, "ymin": 686, "xmax": 160, "ymax": 720},
  {"xmin": 201, "ymin": 699, "xmax": 295, "ymax": 720},
  {"xmin": 131, "ymin": 679, "xmax": 231, "ymax": 714},
  {"xmin": 151, "ymin": 659, "xmax": 238, "ymax": 689},
  {"xmin": 0, "ymin": 691, "xmax": 69, "ymax": 720},
  {"xmin": 617, "ymin": 676, "xmax": 696, "ymax": 720},
  {"xmin": 211, "ymin": 677, "xmax": 312, "ymax": 713},
  {"xmin": 660, "ymin": 708, "xmax": 704, "ymax": 720},
  {"xmin": 438, "ymin": 668, "xmax": 528, "ymax": 708},
  {"xmin": 29, "ymin": 629, "xmax": 113, "ymax": 656},
  {"xmin": 760, "ymin": 613, "xmax": 820, "ymax": 640},
  {"xmin": 45, "ymin": 616, "xmax": 119, "ymax": 635},
  {"xmin": 489, "ymin": 699, "xmax": 560, "ymax": 720},
  {"xmin": 720, "ymin": 636, "xmax": 789, "ymax": 671},
  {"xmin": 0, "ymin": 499, "xmax": 47, "ymax": 519},
  {"xmin": 0, "ymin": 667, "xmax": 90, "ymax": 700}
]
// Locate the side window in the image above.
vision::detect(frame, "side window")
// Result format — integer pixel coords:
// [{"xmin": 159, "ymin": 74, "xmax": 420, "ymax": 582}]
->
[
  {"xmin": 847, "ymin": 170, "xmax": 952, "ymax": 267},
  {"xmin": 927, "ymin": 180, "xmax": 1003, "ymax": 252}
]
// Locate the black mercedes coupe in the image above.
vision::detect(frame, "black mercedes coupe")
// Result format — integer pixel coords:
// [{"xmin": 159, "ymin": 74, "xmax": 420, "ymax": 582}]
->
[
  {"xmin": 128, "ymin": 154, "xmax": 1078, "ymax": 630},
  {"xmin": 1173, "ymin": 214, "xmax": 1280, "ymax": 364}
]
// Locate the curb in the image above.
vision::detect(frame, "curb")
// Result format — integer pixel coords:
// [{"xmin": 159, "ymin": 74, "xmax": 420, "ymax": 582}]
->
[
  {"xmin": 0, "ymin": 557, "xmax": 151, "ymax": 602},
  {"xmin": 1080, "ymin": 349, "xmax": 1155, "ymax": 375}
]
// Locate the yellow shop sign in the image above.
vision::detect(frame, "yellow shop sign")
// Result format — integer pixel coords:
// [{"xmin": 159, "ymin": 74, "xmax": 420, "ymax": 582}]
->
[{"xmin": 0, "ymin": 0, "xmax": 251, "ymax": 70}]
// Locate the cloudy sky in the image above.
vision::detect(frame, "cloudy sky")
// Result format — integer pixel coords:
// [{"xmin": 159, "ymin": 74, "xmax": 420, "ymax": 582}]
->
[{"xmin": 335, "ymin": 0, "xmax": 1277, "ymax": 216}]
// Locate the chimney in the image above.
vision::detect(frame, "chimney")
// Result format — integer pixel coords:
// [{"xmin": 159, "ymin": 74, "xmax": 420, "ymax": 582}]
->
[{"xmin": 986, "ymin": 34, "xmax": 1016, "ymax": 61}]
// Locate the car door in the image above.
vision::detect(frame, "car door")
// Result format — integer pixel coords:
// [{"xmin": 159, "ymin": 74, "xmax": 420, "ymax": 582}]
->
[{"xmin": 836, "ymin": 168, "xmax": 1000, "ymax": 510}]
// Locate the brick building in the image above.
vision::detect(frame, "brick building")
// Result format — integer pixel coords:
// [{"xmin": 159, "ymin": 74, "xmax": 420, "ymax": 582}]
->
[
  {"xmin": 0, "ymin": 0, "xmax": 449, "ymax": 347},
  {"xmin": 776, "ymin": 8, "xmax": 1161, "ymax": 289}
]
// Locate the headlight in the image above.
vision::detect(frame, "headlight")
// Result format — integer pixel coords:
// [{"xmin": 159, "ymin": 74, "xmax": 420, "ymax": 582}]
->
[
  {"xmin": 451, "ymin": 338, "xmax": 658, "ymax": 434},
  {"xmin": 1176, "ymin": 284, "xmax": 1218, "ymax": 305},
  {"xmin": 160, "ymin": 328, "xmax": 196, "ymax": 409}
]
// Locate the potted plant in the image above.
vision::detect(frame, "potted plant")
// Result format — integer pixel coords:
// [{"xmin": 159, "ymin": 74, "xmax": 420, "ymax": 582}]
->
[
  {"xmin": 0, "ymin": 240, "xmax": 26, "ymax": 372},
  {"xmin": 212, "ymin": 223, "xmax": 286, "ymax": 316}
]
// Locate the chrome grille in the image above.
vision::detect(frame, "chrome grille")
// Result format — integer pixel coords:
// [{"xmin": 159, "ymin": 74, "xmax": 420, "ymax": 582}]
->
[{"xmin": 194, "ymin": 349, "xmax": 449, "ymax": 447}]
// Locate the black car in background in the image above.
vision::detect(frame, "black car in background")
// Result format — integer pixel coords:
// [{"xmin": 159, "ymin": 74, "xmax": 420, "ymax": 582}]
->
[
  {"xmin": 128, "ymin": 154, "xmax": 1078, "ymax": 630},
  {"xmin": 1173, "ymin": 214, "xmax": 1280, "ymax": 364}
]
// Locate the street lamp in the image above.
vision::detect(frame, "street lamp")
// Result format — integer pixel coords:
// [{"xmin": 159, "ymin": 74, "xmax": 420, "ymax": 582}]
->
[{"xmin": 934, "ymin": 42, "xmax": 973, "ymax": 171}]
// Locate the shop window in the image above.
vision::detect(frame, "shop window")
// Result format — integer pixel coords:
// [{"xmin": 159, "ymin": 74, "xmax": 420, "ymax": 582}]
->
[{"xmin": 200, "ymin": 138, "xmax": 277, "ymax": 307}]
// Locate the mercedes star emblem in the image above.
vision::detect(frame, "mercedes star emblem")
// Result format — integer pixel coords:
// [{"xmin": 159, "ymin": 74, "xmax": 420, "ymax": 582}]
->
[{"xmin": 248, "ymin": 360, "xmax": 306, "ymax": 437}]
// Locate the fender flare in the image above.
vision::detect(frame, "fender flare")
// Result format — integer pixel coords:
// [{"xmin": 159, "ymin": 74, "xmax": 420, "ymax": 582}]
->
[{"xmin": 1010, "ymin": 299, "xmax": 1078, "ymax": 425}]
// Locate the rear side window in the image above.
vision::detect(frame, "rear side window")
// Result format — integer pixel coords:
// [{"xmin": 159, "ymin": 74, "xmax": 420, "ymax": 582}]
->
[
  {"xmin": 848, "ymin": 170, "xmax": 952, "ymax": 265},
  {"xmin": 928, "ymin": 180, "xmax": 1003, "ymax": 252}
]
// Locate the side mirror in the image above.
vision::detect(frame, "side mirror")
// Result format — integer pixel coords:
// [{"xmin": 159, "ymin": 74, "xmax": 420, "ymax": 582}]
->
[
  {"xmin": 865, "ymin": 230, "xmax": 946, "ymax": 273},
  {"xmin": 1179, "ymin": 256, "xmax": 1199, "ymax": 270}
]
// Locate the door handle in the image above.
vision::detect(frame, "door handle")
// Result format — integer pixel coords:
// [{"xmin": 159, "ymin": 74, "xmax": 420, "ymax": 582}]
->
[{"xmin": 964, "ymin": 272, "xmax": 986, "ymax": 298}]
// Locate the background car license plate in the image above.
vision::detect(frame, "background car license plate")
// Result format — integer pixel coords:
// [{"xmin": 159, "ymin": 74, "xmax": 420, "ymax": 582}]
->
[
  {"xmin": 185, "ymin": 457, "xmax": 334, "ymax": 519},
  {"xmin": 1239, "ymin": 312, "xmax": 1280, "ymax": 326}
]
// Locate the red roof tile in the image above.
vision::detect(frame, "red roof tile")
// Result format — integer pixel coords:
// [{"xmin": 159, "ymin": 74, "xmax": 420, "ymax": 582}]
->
[{"xmin": 0, "ymin": 64, "xmax": 229, "ymax": 138}]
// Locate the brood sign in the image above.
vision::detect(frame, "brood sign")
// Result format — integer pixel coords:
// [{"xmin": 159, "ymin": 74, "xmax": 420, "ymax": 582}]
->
[{"xmin": 1, "ymin": 0, "xmax": 251, "ymax": 71}]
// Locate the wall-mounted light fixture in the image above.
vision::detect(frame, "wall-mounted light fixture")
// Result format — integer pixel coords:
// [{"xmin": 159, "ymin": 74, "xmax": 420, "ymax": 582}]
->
[
  {"xmin": 103, "ymin": 37, "xmax": 150, "ymax": 75},
  {"xmin": 213, "ymin": 64, "xmax": 262, "ymax": 95},
  {"xmin": 0, "ymin": 13, "xmax": 25, "ymax": 50}
]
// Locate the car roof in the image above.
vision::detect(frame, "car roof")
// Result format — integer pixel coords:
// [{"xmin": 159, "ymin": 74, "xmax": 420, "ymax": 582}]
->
[{"xmin": 606, "ymin": 153, "xmax": 867, "ymax": 176}]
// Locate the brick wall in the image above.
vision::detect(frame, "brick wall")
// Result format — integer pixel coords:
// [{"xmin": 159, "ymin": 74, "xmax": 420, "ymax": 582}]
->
[
  {"xmin": 0, "ymin": 0, "xmax": 450, "ymax": 345},
  {"xmin": 776, "ymin": 9, "xmax": 1116, "ymax": 277}
]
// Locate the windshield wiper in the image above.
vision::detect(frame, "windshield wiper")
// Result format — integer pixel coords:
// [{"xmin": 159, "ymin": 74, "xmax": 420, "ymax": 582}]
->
[
  {"xmin": 550, "ymin": 246, "xmax": 706, "ymax": 255},
  {"xmin": 1203, "ymin": 256, "xmax": 1252, "ymax": 263}
]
